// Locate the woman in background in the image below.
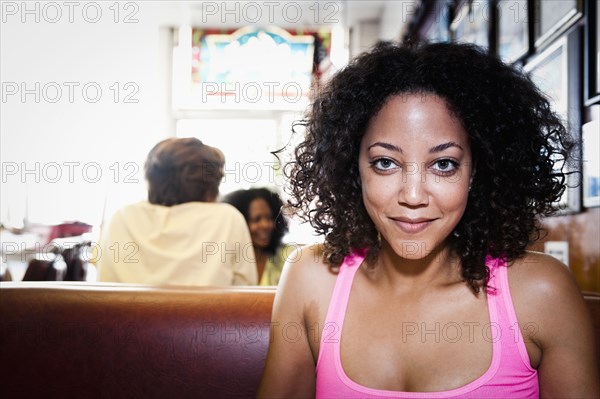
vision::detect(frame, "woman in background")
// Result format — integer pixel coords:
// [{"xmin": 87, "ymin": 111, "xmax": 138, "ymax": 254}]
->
[
  {"xmin": 99, "ymin": 137, "xmax": 257, "ymax": 286},
  {"xmin": 223, "ymin": 188, "xmax": 290, "ymax": 285}
]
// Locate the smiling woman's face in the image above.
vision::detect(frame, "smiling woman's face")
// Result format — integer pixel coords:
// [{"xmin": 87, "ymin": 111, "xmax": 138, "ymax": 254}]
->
[
  {"xmin": 358, "ymin": 93, "xmax": 473, "ymax": 259},
  {"xmin": 248, "ymin": 198, "xmax": 275, "ymax": 250}
]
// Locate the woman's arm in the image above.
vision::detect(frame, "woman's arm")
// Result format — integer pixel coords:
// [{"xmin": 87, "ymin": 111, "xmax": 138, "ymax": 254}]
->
[
  {"xmin": 513, "ymin": 253, "xmax": 599, "ymax": 398},
  {"xmin": 257, "ymin": 245, "xmax": 327, "ymax": 398}
]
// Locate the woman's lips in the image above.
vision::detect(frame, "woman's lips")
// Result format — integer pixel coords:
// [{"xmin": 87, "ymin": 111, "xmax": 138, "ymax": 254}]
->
[
  {"xmin": 390, "ymin": 217, "xmax": 435, "ymax": 234},
  {"xmin": 254, "ymin": 232, "xmax": 272, "ymax": 244}
]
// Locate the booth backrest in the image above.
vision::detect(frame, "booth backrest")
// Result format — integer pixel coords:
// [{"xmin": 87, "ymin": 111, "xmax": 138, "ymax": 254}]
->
[
  {"xmin": 1, "ymin": 284, "xmax": 599, "ymax": 399},
  {"xmin": 0, "ymin": 282, "xmax": 275, "ymax": 399}
]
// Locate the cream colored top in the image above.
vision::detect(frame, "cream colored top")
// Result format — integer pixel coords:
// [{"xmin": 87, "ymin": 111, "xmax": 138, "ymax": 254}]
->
[{"xmin": 98, "ymin": 201, "xmax": 257, "ymax": 286}]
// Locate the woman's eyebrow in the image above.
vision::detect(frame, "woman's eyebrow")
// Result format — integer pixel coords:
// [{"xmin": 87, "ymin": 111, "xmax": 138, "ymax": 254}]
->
[
  {"xmin": 367, "ymin": 141, "xmax": 464, "ymax": 153},
  {"xmin": 367, "ymin": 142, "xmax": 402, "ymax": 153},
  {"xmin": 429, "ymin": 141, "xmax": 464, "ymax": 153}
]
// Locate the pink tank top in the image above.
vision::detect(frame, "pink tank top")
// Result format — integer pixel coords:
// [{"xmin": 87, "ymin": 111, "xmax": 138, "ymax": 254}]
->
[{"xmin": 315, "ymin": 251, "xmax": 539, "ymax": 398}]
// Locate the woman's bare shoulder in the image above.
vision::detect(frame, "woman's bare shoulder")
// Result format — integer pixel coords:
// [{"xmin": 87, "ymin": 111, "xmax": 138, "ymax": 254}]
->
[
  {"xmin": 507, "ymin": 251, "xmax": 590, "ymax": 343},
  {"xmin": 507, "ymin": 254, "xmax": 599, "ymax": 395},
  {"xmin": 277, "ymin": 243, "xmax": 338, "ymax": 307},
  {"xmin": 507, "ymin": 250, "xmax": 580, "ymax": 298},
  {"xmin": 281, "ymin": 243, "xmax": 335, "ymax": 281},
  {"xmin": 257, "ymin": 243, "xmax": 338, "ymax": 398}
]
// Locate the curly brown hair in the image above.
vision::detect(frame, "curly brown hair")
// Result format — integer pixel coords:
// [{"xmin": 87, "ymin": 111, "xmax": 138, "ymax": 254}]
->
[
  {"xmin": 145, "ymin": 137, "xmax": 224, "ymax": 206},
  {"xmin": 285, "ymin": 41, "xmax": 577, "ymax": 291}
]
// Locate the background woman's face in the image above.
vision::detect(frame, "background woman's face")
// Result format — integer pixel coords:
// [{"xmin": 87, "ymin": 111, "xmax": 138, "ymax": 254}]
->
[
  {"xmin": 248, "ymin": 198, "xmax": 275, "ymax": 249},
  {"xmin": 358, "ymin": 93, "xmax": 473, "ymax": 259}
]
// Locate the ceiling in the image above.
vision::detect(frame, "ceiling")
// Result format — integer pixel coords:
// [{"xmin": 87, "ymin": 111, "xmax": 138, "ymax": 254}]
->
[{"xmin": 182, "ymin": 0, "xmax": 398, "ymax": 30}]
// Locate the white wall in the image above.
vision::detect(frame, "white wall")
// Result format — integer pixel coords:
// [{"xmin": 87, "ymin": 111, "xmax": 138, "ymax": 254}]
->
[
  {"xmin": 1, "ymin": 2, "xmax": 181, "ymax": 226},
  {"xmin": 1, "ymin": 1, "xmax": 409, "ymax": 228},
  {"xmin": 346, "ymin": 0, "xmax": 416, "ymax": 57},
  {"xmin": 380, "ymin": 0, "xmax": 417, "ymax": 41}
]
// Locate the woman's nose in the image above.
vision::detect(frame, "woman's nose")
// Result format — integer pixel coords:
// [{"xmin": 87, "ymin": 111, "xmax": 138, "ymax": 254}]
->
[
  {"xmin": 258, "ymin": 218, "xmax": 274, "ymax": 229},
  {"xmin": 397, "ymin": 163, "xmax": 429, "ymax": 207}
]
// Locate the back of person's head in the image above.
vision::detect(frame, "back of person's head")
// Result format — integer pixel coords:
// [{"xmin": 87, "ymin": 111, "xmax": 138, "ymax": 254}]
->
[
  {"xmin": 222, "ymin": 188, "xmax": 288, "ymax": 254},
  {"xmin": 145, "ymin": 137, "xmax": 225, "ymax": 206}
]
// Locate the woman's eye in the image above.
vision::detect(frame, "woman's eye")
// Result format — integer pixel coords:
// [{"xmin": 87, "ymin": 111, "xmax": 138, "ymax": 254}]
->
[
  {"xmin": 431, "ymin": 159, "xmax": 458, "ymax": 174},
  {"xmin": 371, "ymin": 158, "xmax": 397, "ymax": 171}
]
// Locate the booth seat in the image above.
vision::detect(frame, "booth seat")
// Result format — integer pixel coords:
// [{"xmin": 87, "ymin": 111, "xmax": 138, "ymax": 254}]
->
[
  {"xmin": 0, "ymin": 283, "xmax": 275, "ymax": 399},
  {"xmin": 0, "ymin": 283, "xmax": 599, "ymax": 399}
]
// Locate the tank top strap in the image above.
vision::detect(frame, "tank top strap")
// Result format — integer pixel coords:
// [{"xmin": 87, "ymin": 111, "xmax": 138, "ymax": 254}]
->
[
  {"xmin": 486, "ymin": 256, "xmax": 537, "ymax": 373},
  {"xmin": 486, "ymin": 256, "xmax": 518, "ymax": 342},
  {"xmin": 315, "ymin": 249, "xmax": 366, "ymax": 371}
]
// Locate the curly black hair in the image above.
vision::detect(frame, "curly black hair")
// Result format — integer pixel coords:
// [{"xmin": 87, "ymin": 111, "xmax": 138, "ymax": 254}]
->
[
  {"xmin": 222, "ymin": 188, "xmax": 289, "ymax": 255},
  {"xmin": 285, "ymin": 41, "xmax": 577, "ymax": 292}
]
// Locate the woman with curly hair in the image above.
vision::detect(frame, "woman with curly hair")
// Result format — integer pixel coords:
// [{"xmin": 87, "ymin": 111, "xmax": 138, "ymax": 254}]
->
[
  {"xmin": 258, "ymin": 42, "xmax": 599, "ymax": 398},
  {"xmin": 222, "ymin": 187, "xmax": 291, "ymax": 285}
]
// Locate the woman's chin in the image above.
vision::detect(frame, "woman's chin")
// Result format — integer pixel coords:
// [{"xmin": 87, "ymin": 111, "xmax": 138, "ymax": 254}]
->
[
  {"xmin": 253, "ymin": 242, "xmax": 270, "ymax": 251},
  {"xmin": 385, "ymin": 240, "xmax": 439, "ymax": 260}
]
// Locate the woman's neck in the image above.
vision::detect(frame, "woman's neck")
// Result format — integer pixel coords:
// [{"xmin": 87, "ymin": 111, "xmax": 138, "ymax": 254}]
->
[{"xmin": 367, "ymin": 240, "xmax": 462, "ymax": 291}]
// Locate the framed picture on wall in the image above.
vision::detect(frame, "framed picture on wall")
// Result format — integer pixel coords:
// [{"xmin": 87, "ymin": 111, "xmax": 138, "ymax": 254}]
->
[
  {"xmin": 534, "ymin": 0, "xmax": 582, "ymax": 49},
  {"xmin": 524, "ymin": 34, "xmax": 581, "ymax": 213},
  {"xmin": 497, "ymin": 0, "xmax": 529, "ymax": 63},
  {"xmin": 582, "ymin": 119, "xmax": 600, "ymax": 207},
  {"xmin": 451, "ymin": 0, "xmax": 491, "ymax": 50},
  {"xmin": 585, "ymin": 0, "xmax": 600, "ymax": 105}
]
